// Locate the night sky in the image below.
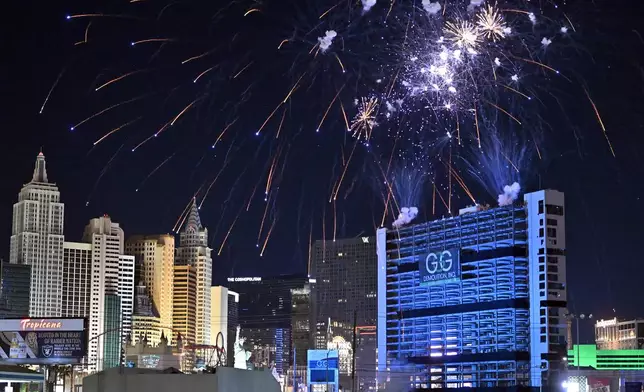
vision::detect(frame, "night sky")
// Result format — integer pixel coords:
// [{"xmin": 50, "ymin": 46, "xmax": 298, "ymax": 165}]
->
[{"xmin": 1, "ymin": 0, "xmax": 643, "ymax": 342}]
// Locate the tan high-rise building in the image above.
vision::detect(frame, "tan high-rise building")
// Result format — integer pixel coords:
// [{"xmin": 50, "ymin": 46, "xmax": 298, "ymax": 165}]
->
[
  {"xmin": 175, "ymin": 200, "xmax": 212, "ymax": 346},
  {"xmin": 126, "ymin": 235, "xmax": 175, "ymax": 338},
  {"xmin": 173, "ymin": 264, "xmax": 197, "ymax": 346},
  {"xmin": 131, "ymin": 282, "xmax": 162, "ymax": 347}
]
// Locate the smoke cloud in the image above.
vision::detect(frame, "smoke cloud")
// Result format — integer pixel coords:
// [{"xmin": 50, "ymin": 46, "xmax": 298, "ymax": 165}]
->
[
  {"xmin": 422, "ymin": 0, "xmax": 442, "ymax": 15},
  {"xmin": 497, "ymin": 182, "xmax": 521, "ymax": 206},
  {"xmin": 318, "ymin": 30, "xmax": 337, "ymax": 52},
  {"xmin": 392, "ymin": 207, "xmax": 419, "ymax": 228},
  {"xmin": 362, "ymin": 0, "xmax": 377, "ymax": 13},
  {"xmin": 468, "ymin": 0, "xmax": 485, "ymax": 11}
]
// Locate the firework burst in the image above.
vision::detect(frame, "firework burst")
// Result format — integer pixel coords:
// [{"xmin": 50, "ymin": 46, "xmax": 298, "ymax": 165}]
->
[{"xmin": 350, "ymin": 97, "xmax": 379, "ymax": 142}]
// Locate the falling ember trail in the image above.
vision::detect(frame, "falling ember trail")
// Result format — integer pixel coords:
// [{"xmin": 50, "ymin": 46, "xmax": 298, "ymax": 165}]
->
[
  {"xmin": 218, "ymin": 206, "xmax": 245, "ymax": 256},
  {"xmin": 319, "ymin": 3, "xmax": 340, "ymax": 19},
  {"xmin": 317, "ymin": 84, "xmax": 345, "ymax": 132},
  {"xmin": 71, "ymin": 95, "xmax": 148, "ymax": 131},
  {"xmin": 131, "ymin": 38, "xmax": 175, "ymax": 46},
  {"xmin": 194, "ymin": 66, "xmax": 218, "ymax": 83},
  {"xmin": 332, "ymin": 200, "xmax": 337, "ymax": 242},
  {"xmin": 40, "ymin": 67, "xmax": 66, "ymax": 114},
  {"xmin": 136, "ymin": 153, "xmax": 176, "ymax": 192},
  {"xmin": 584, "ymin": 88, "xmax": 615, "ymax": 157},
  {"xmin": 173, "ymin": 198, "xmax": 196, "ymax": 232},
  {"xmin": 244, "ymin": 8, "xmax": 260, "ymax": 16},
  {"xmin": 171, "ymin": 97, "xmax": 204, "ymax": 125},
  {"xmin": 94, "ymin": 117, "xmax": 141, "ymax": 146},
  {"xmin": 259, "ymin": 219, "xmax": 277, "ymax": 256},
  {"xmin": 212, "ymin": 118, "xmax": 238, "ymax": 148},
  {"xmin": 473, "ymin": 106, "xmax": 481, "ymax": 148},
  {"xmin": 86, "ymin": 144, "xmax": 125, "ymax": 207},
  {"xmin": 95, "ymin": 69, "xmax": 147, "ymax": 91},
  {"xmin": 67, "ymin": 13, "xmax": 140, "ymax": 20},
  {"xmin": 232, "ymin": 62, "xmax": 254, "ymax": 79},
  {"xmin": 483, "ymin": 99, "xmax": 522, "ymax": 125},
  {"xmin": 331, "ymin": 140, "xmax": 357, "ymax": 201}
]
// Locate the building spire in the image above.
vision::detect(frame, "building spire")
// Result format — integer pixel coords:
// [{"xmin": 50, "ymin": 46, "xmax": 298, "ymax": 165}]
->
[
  {"xmin": 32, "ymin": 151, "xmax": 49, "ymax": 183},
  {"xmin": 182, "ymin": 198, "xmax": 203, "ymax": 232}
]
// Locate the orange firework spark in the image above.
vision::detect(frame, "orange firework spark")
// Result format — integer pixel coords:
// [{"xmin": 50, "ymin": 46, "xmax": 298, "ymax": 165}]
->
[
  {"xmin": 332, "ymin": 200, "xmax": 337, "ymax": 242},
  {"xmin": 182, "ymin": 48, "xmax": 216, "ymax": 64},
  {"xmin": 259, "ymin": 219, "xmax": 277, "ymax": 256},
  {"xmin": 319, "ymin": 2, "xmax": 340, "ymax": 19},
  {"xmin": 67, "ymin": 14, "xmax": 139, "ymax": 20},
  {"xmin": 331, "ymin": 140, "xmax": 358, "ymax": 201},
  {"xmin": 278, "ymin": 39, "xmax": 289, "ymax": 49},
  {"xmin": 171, "ymin": 97, "xmax": 204, "ymax": 126},
  {"xmin": 131, "ymin": 38, "xmax": 175, "ymax": 46},
  {"xmin": 218, "ymin": 206, "xmax": 245, "ymax": 256},
  {"xmin": 93, "ymin": 117, "xmax": 141, "ymax": 146},
  {"xmin": 211, "ymin": 118, "xmax": 238, "ymax": 148},
  {"xmin": 244, "ymin": 8, "xmax": 260, "ymax": 16},
  {"xmin": 499, "ymin": 83, "xmax": 532, "ymax": 100},
  {"xmin": 316, "ymin": 84, "xmax": 345, "ymax": 132},
  {"xmin": 276, "ymin": 107, "xmax": 286, "ymax": 139},
  {"xmin": 584, "ymin": 88, "xmax": 615, "ymax": 157},
  {"xmin": 75, "ymin": 21, "xmax": 93, "ymax": 45},
  {"xmin": 193, "ymin": 65, "xmax": 218, "ymax": 83},
  {"xmin": 482, "ymin": 99, "xmax": 522, "ymax": 125},
  {"xmin": 40, "ymin": 67, "xmax": 66, "ymax": 114},
  {"xmin": 257, "ymin": 194, "xmax": 271, "ymax": 246},
  {"xmin": 71, "ymin": 94, "xmax": 148, "ymax": 131},
  {"xmin": 256, "ymin": 102, "xmax": 284, "ymax": 136},
  {"xmin": 334, "ymin": 54, "xmax": 345, "ymax": 73},
  {"xmin": 95, "ymin": 69, "xmax": 147, "ymax": 91},
  {"xmin": 232, "ymin": 62, "xmax": 254, "ymax": 79},
  {"xmin": 339, "ymin": 101, "xmax": 350, "ymax": 131}
]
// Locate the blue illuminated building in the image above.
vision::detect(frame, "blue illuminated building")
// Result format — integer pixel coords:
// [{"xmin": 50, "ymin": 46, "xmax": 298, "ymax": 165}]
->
[{"xmin": 377, "ymin": 190, "xmax": 568, "ymax": 390}]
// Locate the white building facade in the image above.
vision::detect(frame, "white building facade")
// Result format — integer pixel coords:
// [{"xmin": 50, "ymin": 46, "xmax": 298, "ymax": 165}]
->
[
  {"xmin": 10, "ymin": 152, "xmax": 65, "ymax": 317},
  {"xmin": 83, "ymin": 216, "xmax": 135, "ymax": 371},
  {"xmin": 62, "ymin": 242, "xmax": 92, "ymax": 318},
  {"xmin": 175, "ymin": 201, "xmax": 212, "ymax": 345}
]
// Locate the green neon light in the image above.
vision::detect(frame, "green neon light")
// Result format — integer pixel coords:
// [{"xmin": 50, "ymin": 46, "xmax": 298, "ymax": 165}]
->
[{"xmin": 568, "ymin": 345, "xmax": 644, "ymax": 370}]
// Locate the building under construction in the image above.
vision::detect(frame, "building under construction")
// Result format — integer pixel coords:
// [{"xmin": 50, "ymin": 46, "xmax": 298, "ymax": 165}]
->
[{"xmin": 377, "ymin": 190, "xmax": 568, "ymax": 390}]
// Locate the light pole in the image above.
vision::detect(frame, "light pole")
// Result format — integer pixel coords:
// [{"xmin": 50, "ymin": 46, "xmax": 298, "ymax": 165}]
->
[{"xmin": 566, "ymin": 313, "xmax": 593, "ymax": 384}]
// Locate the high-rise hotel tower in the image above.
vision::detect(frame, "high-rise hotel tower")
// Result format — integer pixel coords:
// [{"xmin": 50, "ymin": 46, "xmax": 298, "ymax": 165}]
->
[
  {"xmin": 10, "ymin": 152, "xmax": 65, "ymax": 317},
  {"xmin": 377, "ymin": 190, "xmax": 567, "ymax": 389},
  {"xmin": 175, "ymin": 200, "xmax": 212, "ymax": 345}
]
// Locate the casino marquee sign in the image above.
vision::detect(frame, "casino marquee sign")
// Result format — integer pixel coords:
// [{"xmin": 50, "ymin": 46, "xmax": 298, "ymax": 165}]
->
[
  {"xmin": 419, "ymin": 249, "xmax": 461, "ymax": 286},
  {"xmin": 0, "ymin": 318, "xmax": 87, "ymax": 365}
]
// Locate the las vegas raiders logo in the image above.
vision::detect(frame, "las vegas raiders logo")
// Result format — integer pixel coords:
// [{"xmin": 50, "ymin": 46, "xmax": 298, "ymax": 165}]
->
[{"xmin": 42, "ymin": 345, "xmax": 53, "ymax": 358}]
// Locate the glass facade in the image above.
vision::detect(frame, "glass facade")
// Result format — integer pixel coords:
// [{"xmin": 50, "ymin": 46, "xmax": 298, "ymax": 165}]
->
[
  {"xmin": 0, "ymin": 262, "xmax": 31, "ymax": 318},
  {"xmin": 103, "ymin": 294, "xmax": 122, "ymax": 370}
]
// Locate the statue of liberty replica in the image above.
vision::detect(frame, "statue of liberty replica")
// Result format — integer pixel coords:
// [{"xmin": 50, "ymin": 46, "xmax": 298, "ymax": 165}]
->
[{"xmin": 233, "ymin": 325, "xmax": 251, "ymax": 370}]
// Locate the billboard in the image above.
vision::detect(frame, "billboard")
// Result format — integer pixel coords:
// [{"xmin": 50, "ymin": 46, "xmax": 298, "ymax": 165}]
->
[
  {"xmin": 307, "ymin": 349, "xmax": 339, "ymax": 386},
  {"xmin": 0, "ymin": 318, "xmax": 87, "ymax": 365},
  {"xmin": 419, "ymin": 249, "xmax": 460, "ymax": 286}
]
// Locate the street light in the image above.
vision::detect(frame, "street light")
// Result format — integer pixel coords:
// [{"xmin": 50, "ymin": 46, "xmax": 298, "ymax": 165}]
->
[{"xmin": 565, "ymin": 313, "xmax": 593, "ymax": 380}]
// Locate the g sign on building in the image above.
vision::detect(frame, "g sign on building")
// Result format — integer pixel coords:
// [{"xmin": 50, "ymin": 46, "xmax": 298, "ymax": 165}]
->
[{"xmin": 419, "ymin": 249, "xmax": 460, "ymax": 286}]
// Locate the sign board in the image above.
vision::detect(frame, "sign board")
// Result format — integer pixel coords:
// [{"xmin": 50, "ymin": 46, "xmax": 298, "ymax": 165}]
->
[
  {"xmin": 419, "ymin": 249, "xmax": 460, "ymax": 286},
  {"xmin": 0, "ymin": 318, "xmax": 87, "ymax": 365},
  {"xmin": 307, "ymin": 349, "xmax": 339, "ymax": 386},
  {"xmin": 227, "ymin": 277, "xmax": 262, "ymax": 282}
]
